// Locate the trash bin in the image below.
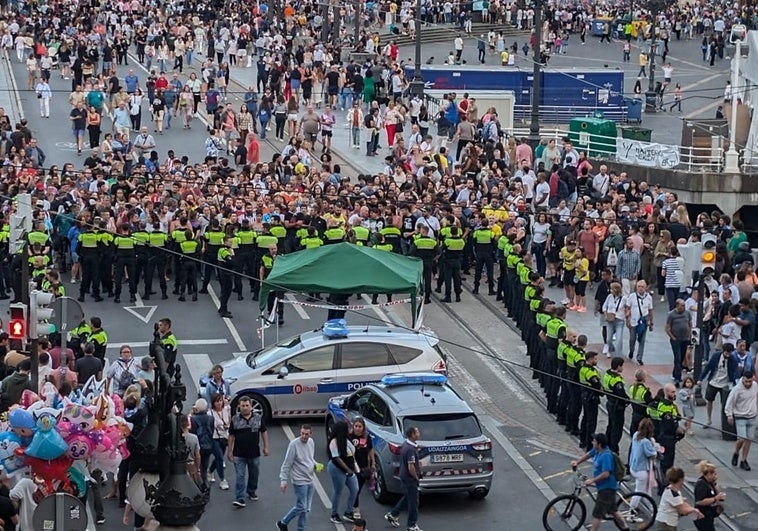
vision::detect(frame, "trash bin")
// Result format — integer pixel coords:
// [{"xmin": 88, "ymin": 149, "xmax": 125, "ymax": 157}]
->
[
  {"xmin": 620, "ymin": 126, "xmax": 652, "ymax": 142},
  {"xmin": 568, "ymin": 117, "xmax": 617, "ymax": 157},
  {"xmin": 623, "ymin": 98, "xmax": 643, "ymax": 123}
]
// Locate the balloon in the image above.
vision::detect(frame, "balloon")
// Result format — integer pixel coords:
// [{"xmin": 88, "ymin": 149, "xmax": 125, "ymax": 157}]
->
[
  {"xmin": 19, "ymin": 390, "xmax": 40, "ymax": 409},
  {"xmin": 90, "ymin": 394, "xmax": 114, "ymax": 424},
  {"xmin": 61, "ymin": 404, "xmax": 96, "ymax": 434},
  {"xmin": 89, "ymin": 448, "xmax": 122, "ymax": 476},
  {"xmin": 0, "ymin": 432, "xmax": 25, "ymax": 477},
  {"xmin": 65, "ymin": 434, "xmax": 94, "ymax": 461},
  {"xmin": 27, "ymin": 455, "xmax": 73, "ymax": 493},
  {"xmin": 111, "ymin": 394, "xmax": 124, "ymax": 417},
  {"xmin": 8, "ymin": 408, "xmax": 35, "ymax": 444},
  {"xmin": 24, "ymin": 408, "xmax": 68, "ymax": 461}
]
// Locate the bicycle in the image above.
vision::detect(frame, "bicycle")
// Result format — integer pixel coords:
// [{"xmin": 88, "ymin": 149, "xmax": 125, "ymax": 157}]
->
[{"xmin": 542, "ymin": 467, "xmax": 657, "ymax": 531}]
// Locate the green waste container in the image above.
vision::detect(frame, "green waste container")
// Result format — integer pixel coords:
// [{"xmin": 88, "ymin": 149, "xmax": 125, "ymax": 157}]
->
[
  {"xmin": 620, "ymin": 127, "xmax": 652, "ymax": 142},
  {"xmin": 568, "ymin": 117, "xmax": 617, "ymax": 158}
]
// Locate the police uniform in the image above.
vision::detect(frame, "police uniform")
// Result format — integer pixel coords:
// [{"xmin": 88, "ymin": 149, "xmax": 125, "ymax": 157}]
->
[
  {"xmin": 170, "ymin": 226, "xmax": 189, "ymax": 294},
  {"xmin": 77, "ymin": 229, "xmax": 102, "ymax": 302},
  {"xmin": 113, "ymin": 232, "xmax": 137, "ymax": 303},
  {"xmin": 655, "ymin": 398, "xmax": 680, "ymax": 477},
  {"xmin": 440, "ymin": 234, "xmax": 465, "ymax": 302},
  {"xmin": 69, "ymin": 321, "xmax": 92, "ymax": 358},
  {"xmin": 132, "ymin": 228, "xmax": 151, "ymax": 298},
  {"xmin": 380, "ymin": 225, "xmax": 402, "ymax": 253},
  {"xmin": 565, "ymin": 344, "xmax": 586, "ymax": 435},
  {"xmin": 89, "ymin": 326, "xmax": 108, "ymax": 363},
  {"xmin": 217, "ymin": 244, "xmax": 235, "ymax": 317},
  {"xmin": 352, "ymin": 225, "xmax": 370, "ymax": 246},
  {"xmin": 602, "ymin": 369, "xmax": 628, "ymax": 453},
  {"xmin": 323, "ymin": 226, "xmax": 346, "ymax": 245},
  {"xmin": 411, "ymin": 233, "xmax": 438, "ymax": 303},
  {"xmin": 98, "ymin": 230, "xmax": 115, "ymax": 297},
  {"xmin": 0, "ymin": 222, "xmax": 10, "ymax": 297},
  {"xmin": 579, "ymin": 362, "xmax": 602, "ymax": 451},
  {"xmin": 254, "ymin": 231, "xmax": 278, "ymax": 300},
  {"xmin": 555, "ymin": 338, "xmax": 572, "ymax": 426},
  {"xmin": 178, "ymin": 238, "xmax": 201, "ymax": 300},
  {"xmin": 236, "ymin": 225, "xmax": 257, "ymax": 295},
  {"xmin": 270, "ymin": 223, "xmax": 287, "ymax": 254},
  {"xmin": 629, "ymin": 382, "xmax": 652, "ymax": 436},
  {"xmin": 472, "ymin": 224, "xmax": 496, "ymax": 295},
  {"xmin": 147, "ymin": 229, "xmax": 169, "ymax": 299},
  {"xmin": 201, "ymin": 227, "xmax": 226, "ymax": 293},
  {"xmin": 261, "ymin": 251, "xmax": 283, "ymax": 324},
  {"xmin": 161, "ymin": 330, "xmax": 179, "ymax": 376},
  {"xmin": 544, "ymin": 314, "xmax": 567, "ymax": 413},
  {"xmin": 496, "ymin": 235, "xmax": 512, "ymax": 301}
]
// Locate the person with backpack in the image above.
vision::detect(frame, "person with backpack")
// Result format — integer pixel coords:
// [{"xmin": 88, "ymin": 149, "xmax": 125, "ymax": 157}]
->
[
  {"xmin": 106, "ymin": 345, "xmax": 140, "ymax": 397},
  {"xmin": 571, "ymin": 432, "xmax": 631, "ymax": 531},
  {"xmin": 191, "ymin": 398, "xmax": 215, "ymax": 488}
]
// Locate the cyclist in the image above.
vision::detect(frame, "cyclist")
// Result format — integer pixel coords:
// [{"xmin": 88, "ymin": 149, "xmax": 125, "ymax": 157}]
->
[{"xmin": 570, "ymin": 433, "xmax": 630, "ymax": 531}]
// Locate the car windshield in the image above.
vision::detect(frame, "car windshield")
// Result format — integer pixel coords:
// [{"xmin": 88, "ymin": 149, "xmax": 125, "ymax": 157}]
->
[
  {"xmin": 402, "ymin": 413, "xmax": 482, "ymax": 441},
  {"xmin": 247, "ymin": 336, "xmax": 302, "ymax": 369}
]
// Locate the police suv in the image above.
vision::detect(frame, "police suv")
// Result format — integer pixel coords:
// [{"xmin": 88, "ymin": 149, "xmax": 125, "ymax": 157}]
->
[
  {"xmin": 202, "ymin": 326, "xmax": 447, "ymax": 420},
  {"xmin": 326, "ymin": 373, "xmax": 493, "ymax": 503}
]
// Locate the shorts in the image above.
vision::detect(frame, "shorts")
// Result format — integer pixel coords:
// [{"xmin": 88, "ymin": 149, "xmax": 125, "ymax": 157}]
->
[
  {"xmin": 73, "ymin": 128, "xmax": 84, "ymax": 138},
  {"xmin": 328, "ymin": 86, "xmax": 338, "ymax": 96},
  {"xmin": 287, "ymin": 113, "xmax": 298, "ymax": 121},
  {"xmin": 290, "ymin": 79, "xmax": 300, "ymax": 90},
  {"xmin": 321, "ymin": 130, "xmax": 332, "ymax": 137},
  {"xmin": 735, "ymin": 417, "xmax": 756, "ymax": 440},
  {"xmin": 71, "ymin": 251, "xmax": 80, "ymax": 264},
  {"xmin": 705, "ymin": 383, "xmax": 727, "ymax": 403},
  {"xmin": 592, "ymin": 489, "xmax": 616, "ymax": 519},
  {"xmin": 562, "ymin": 269, "xmax": 575, "ymax": 285},
  {"xmin": 575, "ymin": 280, "xmax": 588, "ymax": 297}
]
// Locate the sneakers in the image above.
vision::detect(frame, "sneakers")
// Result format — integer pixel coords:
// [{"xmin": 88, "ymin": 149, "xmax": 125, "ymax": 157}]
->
[
  {"xmin": 343, "ymin": 512, "xmax": 355, "ymax": 522},
  {"xmin": 602, "ymin": 344, "xmax": 609, "ymax": 355},
  {"xmin": 248, "ymin": 492, "xmax": 259, "ymax": 501},
  {"xmin": 233, "ymin": 499, "xmax": 246, "ymax": 508},
  {"xmin": 384, "ymin": 512, "xmax": 400, "ymax": 528},
  {"xmin": 219, "ymin": 479, "xmax": 229, "ymax": 490},
  {"xmin": 407, "ymin": 526, "xmax": 423, "ymax": 531},
  {"xmin": 275, "ymin": 521, "xmax": 288, "ymax": 531},
  {"xmin": 96, "ymin": 516, "xmax": 106, "ymax": 524},
  {"xmin": 740, "ymin": 460, "xmax": 752, "ymax": 471},
  {"xmin": 732, "ymin": 453, "xmax": 739, "ymax": 466},
  {"xmin": 660, "ymin": 296, "xmax": 665, "ymax": 303},
  {"xmin": 329, "ymin": 514, "xmax": 342, "ymax": 523},
  {"xmin": 209, "ymin": 476, "xmax": 216, "ymax": 483}
]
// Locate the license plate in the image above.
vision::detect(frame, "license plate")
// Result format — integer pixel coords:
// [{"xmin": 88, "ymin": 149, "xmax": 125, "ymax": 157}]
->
[{"xmin": 431, "ymin": 453, "xmax": 464, "ymax": 463}]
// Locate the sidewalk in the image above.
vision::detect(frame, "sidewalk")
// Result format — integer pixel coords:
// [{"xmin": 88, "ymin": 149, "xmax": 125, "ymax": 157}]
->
[
  {"xmin": 0, "ymin": 56, "xmax": 24, "ymax": 123},
  {"xmin": 542, "ymin": 282, "xmax": 758, "ymax": 529}
]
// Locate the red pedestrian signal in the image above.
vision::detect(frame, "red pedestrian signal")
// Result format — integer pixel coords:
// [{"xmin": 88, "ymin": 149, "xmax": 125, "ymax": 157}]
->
[{"xmin": 8, "ymin": 319, "xmax": 25, "ymax": 340}]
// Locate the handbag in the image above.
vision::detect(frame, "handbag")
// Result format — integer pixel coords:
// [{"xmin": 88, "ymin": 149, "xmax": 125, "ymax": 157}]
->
[
  {"xmin": 395, "ymin": 121, "xmax": 404, "ymax": 133},
  {"xmin": 605, "ymin": 297, "xmax": 621, "ymax": 322}
]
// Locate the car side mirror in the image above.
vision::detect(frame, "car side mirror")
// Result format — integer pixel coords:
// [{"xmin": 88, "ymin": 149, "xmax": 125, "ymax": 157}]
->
[{"xmin": 278, "ymin": 366, "xmax": 289, "ymax": 379}]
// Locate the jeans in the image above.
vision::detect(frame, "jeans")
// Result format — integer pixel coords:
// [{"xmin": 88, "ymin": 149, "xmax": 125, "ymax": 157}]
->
[
  {"xmin": 208, "ymin": 438, "xmax": 228, "ymax": 481},
  {"xmin": 327, "ymin": 461, "xmax": 358, "ymax": 516},
  {"xmin": 260, "ymin": 118, "xmax": 269, "ymax": 138},
  {"xmin": 350, "ymin": 126, "xmax": 360, "ymax": 146},
  {"xmin": 665, "ymin": 286, "xmax": 681, "ymax": 310},
  {"xmin": 391, "ymin": 479, "xmax": 419, "ymax": 527},
  {"xmin": 282, "ymin": 483, "xmax": 315, "ymax": 531},
  {"xmin": 233, "ymin": 456, "xmax": 260, "ymax": 501},
  {"xmin": 532, "ymin": 241, "xmax": 546, "ymax": 277},
  {"xmin": 629, "ymin": 325, "xmax": 648, "ymax": 361},
  {"xmin": 606, "ymin": 318, "xmax": 624, "ymax": 356},
  {"xmin": 670, "ymin": 339, "xmax": 688, "ymax": 383}
]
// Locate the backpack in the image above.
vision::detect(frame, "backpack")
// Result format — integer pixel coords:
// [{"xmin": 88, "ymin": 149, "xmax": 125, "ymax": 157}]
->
[
  {"xmin": 194, "ymin": 415, "xmax": 213, "ymax": 452},
  {"xmin": 612, "ymin": 451, "xmax": 626, "ymax": 482},
  {"xmin": 116, "ymin": 359, "xmax": 135, "ymax": 392}
]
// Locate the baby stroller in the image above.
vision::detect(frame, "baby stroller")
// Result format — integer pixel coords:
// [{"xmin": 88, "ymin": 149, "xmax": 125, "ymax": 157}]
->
[{"xmin": 47, "ymin": 40, "xmax": 61, "ymax": 70}]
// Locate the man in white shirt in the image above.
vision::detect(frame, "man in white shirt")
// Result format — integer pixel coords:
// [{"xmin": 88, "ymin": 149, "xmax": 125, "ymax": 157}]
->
[
  {"xmin": 132, "ymin": 126, "xmax": 156, "ymax": 158},
  {"xmin": 534, "ymin": 172, "xmax": 550, "ymax": 209},
  {"xmin": 454, "ymin": 34, "xmax": 464, "ymax": 62},
  {"xmin": 592, "ymin": 165, "xmax": 610, "ymax": 197},
  {"xmin": 625, "ymin": 279, "xmax": 654, "ymax": 364},
  {"xmin": 725, "ymin": 371, "xmax": 758, "ymax": 471},
  {"xmin": 35, "ymin": 77, "xmax": 52, "ymax": 118},
  {"xmin": 415, "ymin": 207, "xmax": 440, "ymax": 238}
]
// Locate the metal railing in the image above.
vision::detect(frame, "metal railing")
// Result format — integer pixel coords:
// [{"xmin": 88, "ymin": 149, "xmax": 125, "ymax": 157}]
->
[
  {"xmin": 507, "ymin": 127, "xmax": 724, "ymax": 173},
  {"xmin": 513, "ymin": 104, "xmax": 628, "ymax": 124}
]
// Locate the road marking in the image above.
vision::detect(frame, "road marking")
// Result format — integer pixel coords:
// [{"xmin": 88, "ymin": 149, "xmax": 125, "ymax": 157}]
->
[
  {"xmin": 281, "ymin": 423, "xmax": 344, "ymax": 531},
  {"xmin": 184, "ymin": 354, "xmax": 212, "ymax": 395},
  {"xmin": 285, "ymin": 293, "xmax": 310, "ymax": 320},
  {"xmin": 123, "ymin": 292, "xmax": 158, "ymax": 323},
  {"xmin": 462, "ymin": 344, "xmax": 529, "ymax": 402},
  {"xmin": 106, "ymin": 339, "xmax": 228, "ymax": 349},
  {"xmin": 233, "ymin": 351, "xmax": 250, "ymax": 358},
  {"xmin": 543, "ymin": 469, "xmax": 574, "ymax": 481},
  {"xmin": 207, "ymin": 285, "xmax": 247, "ymax": 351},
  {"xmin": 526, "ymin": 438, "xmax": 583, "ymax": 459},
  {"xmin": 480, "ymin": 416, "xmax": 560, "ymax": 503}
]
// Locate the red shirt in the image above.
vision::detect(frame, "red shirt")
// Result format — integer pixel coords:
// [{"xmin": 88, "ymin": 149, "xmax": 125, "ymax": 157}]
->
[{"xmin": 155, "ymin": 77, "xmax": 169, "ymax": 90}]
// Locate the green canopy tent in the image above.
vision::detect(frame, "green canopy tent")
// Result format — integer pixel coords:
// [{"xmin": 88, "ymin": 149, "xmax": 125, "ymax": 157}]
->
[{"xmin": 258, "ymin": 243, "xmax": 424, "ymax": 326}]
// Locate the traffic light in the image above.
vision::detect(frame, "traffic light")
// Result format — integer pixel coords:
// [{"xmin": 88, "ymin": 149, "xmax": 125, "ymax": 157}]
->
[
  {"xmin": 701, "ymin": 233, "xmax": 717, "ymax": 276},
  {"xmin": 691, "ymin": 327, "xmax": 700, "ymax": 346},
  {"xmin": 8, "ymin": 214, "xmax": 25, "ymax": 254},
  {"xmin": 29, "ymin": 290, "xmax": 55, "ymax": 338},
  {"xmin": 8, "ymin": 303, "xmax": 27, "ymax": 340}
]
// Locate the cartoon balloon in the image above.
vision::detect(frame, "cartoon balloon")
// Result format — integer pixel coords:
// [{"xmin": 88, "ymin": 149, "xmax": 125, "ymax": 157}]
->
[
  {"xmin": 26, "ymin": 455, "xmax": 73, "ymax": 493},
  {"xmin": 24, "ymin": 408, "xmax": 68, "ymax": 461},
  {"xmin": 65, "ymin": 434, "xmax": 94, "ymax": 461},
  {"xmin": 19, "ymin": 390, "xmax": 40, "ymax": 409},
  {"xmin": 61, "ymin": 404, "xmax": 96, "ymax": 434},
  {"xmin": 0, "ymin": 432, "xmax": 25, "ymax": 476},
  {"xmin": 8, "ymin": 408, "xmax": 35, "ymax": 445}
]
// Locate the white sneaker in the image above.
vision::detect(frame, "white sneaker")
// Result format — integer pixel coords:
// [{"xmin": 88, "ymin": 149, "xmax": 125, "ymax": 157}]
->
[
  {"xmin": 407, "ymin": 526, "xmax": 423, "ymax": 531},
  {"xmin": 602, "ymin": 344, "xmax": 609, "ymax": 355},
  {"xmin": 209, "ymin": 476, "xmax": 216, "ymax": 483},
  {"xmin": 219, "ymin": 479, "xmax": 229, "ymax": 490}
]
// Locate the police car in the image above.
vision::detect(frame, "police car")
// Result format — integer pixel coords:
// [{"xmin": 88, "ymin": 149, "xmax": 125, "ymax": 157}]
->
[
  {"xmin": 326, "ymin": 373, "xmax": 493, "ymax": 504},
  {"xmin": 204, "ymin": 326, "xmax": 446, "ymax": 420}
]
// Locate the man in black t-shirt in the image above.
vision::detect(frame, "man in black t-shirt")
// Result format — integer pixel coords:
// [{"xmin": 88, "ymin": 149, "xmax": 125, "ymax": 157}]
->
[
  {"xmin": 227, "ymin": 396, "xmax": 269, "ymax": 508},
  {"xmin": 75, "ymin": 342, "xmax": 103, "ymax": 385},
  {"xmin": 384, "ymin": 426, "xmax": 422, "ymax": 530},
  {"xmin": 69, "ymin": 102, "xmax": 87, "ymax": 154}
]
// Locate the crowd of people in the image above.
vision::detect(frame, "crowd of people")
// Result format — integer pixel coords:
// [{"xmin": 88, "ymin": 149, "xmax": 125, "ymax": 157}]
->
[{"xmin": 0, "ymin": 0, "xmax": 755, "ymax": 528}]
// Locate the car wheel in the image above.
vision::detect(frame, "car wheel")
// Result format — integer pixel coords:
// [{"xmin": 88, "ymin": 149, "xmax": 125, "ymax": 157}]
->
[
  {"xmin": 231, "ymin": 393, "xmax": 271, "ymax": 422},
  {"xmin": 468, "ymin": 487, "xmax": 490, "ymax": 500},
  {"xmin": 372, "ymin": 464, "xmax": 397, "ymax": 505}
]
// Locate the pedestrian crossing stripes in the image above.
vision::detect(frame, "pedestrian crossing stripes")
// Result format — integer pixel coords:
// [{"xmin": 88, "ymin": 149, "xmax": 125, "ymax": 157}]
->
[{"xmin": 184, "ymin": 353, "xmax": 212, "ymax": 398}]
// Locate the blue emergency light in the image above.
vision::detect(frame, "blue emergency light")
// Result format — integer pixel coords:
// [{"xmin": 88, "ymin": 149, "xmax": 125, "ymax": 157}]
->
[{"xmin": 381, "ymin": 374, "xmax": 448, "ymax": 387}]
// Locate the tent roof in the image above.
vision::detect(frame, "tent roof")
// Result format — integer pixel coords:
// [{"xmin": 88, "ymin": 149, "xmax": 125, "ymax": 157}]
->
[{"xmin": 259, "ymin": 243, "xmax": 422, "ymax": 311}]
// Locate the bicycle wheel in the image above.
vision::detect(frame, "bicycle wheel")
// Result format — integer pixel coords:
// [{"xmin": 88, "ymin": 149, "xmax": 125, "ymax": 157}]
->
[
  {"xmin": 542, "ymin": 494, "xmax": 587, "ymax": 531},
  {"xmin": 614, "ymin": 491, "xmax": 658, "ymax": 531}
]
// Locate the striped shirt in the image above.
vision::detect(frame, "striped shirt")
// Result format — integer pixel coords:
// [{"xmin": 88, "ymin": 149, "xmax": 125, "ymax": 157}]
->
[
  {"xmin": 661, "ymin": 257, "xmax": 684, "ymax": 288},
  {"xmin": 616, "ymin": 248, "xmax": 641, "ymax": 280}
]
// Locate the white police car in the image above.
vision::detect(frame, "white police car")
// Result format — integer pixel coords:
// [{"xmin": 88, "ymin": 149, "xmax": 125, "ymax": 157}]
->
[
  {"xmin": 326, "ymin": 373, "xmax": 493, "ymax": 503},
  {"xmin": 204, "ymin": 326, "xmax": 446, "ymax": 420}
]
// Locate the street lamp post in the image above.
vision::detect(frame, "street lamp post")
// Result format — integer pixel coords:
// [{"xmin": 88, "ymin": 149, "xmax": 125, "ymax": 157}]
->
[
  {"xmin": 409, "ymin": 0, "xmax": 425, "ymax": 96},
  {"xmin": 645, "ymin": 1, "xmax": 664, "ymax": 113},
  {"xmin": 724, "ymin": 24, "xmax": 746, "ymax": 173},
  {"xmin": 528, "ymin": 0, "xmax": 542, "ymax": 146}
]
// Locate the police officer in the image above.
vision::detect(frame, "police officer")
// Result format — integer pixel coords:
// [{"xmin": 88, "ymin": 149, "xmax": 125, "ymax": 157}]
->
[
  {"xmin": 170, "ymin": 217, "xmax": 192, "ymax": 295},
  {"xmin": 132, "ymin": 221, "xmax": 151, "ymax": 299},
  {"xmin": 69, "ymin": 318, "xmax": 92, "ymax": 359},
  {"xmin": 300, "ymin": 227, "xmax": 324, "ymax": 250},
  {"xmin": 89, "ymin": 317, "xmax": 108, "ymax": 364},
  {"xmin": 200, "ymin": 219, "xmax": 225, "ymax": 294},
  {"xmin": 411, "ymin": 225, "xmax": 438, "ymax": 304},
  {"xmin": 544, "ymin": 305, "xmax": 568, "ymax": 414},
  {"xmin": 555, "ymin": 328, "xmax": 577, "ymax": 427},
  {"xmin": 472, "ymin": 219, "xmax": 496, "ymax": 295},
  {"xmin": 440, "ymin": 226, "xmax": 464, "ymax": 303},
  {"xmin": 178, "ymin": 229, "xmax": 200, "ymax": 301},
  {"xmin": 112, "ymin": 223, "xmax": 137, "ymax": 304},
  {"xmin": 260, "ymin": 244, "xmax": 284, "ymax": 326},
  {"xmin": 565, "ymin": 334, "xmax": 588, "ymax": 437},
  {"xmin": 98, "ymin": 220, "xmax": 114, "ymax": 298},
  {"xmin": 350, "ymin": 223, "xmax": 370, "ymax": 246},
  {"xmin": 602, "ymin": 356, "xmax": 629, "ymax": 454},
  {"xmin": 579, "ymin": 350, "xmax": 602, "ymax": 451},
  {"xmin": 217, "ymin": 236, "xmax": 235, "ymax": 319},
  {"xmin": 236, "ymin": 219, "xmax": 257, "ymax": 297},
  {"xmin": 147, "ymin": 221, "xmax": 169, "ymax": 300},
  {"xmin": 270, "ymin": 217, "xmax": 287, "ymax": 254},
  {"xmin": 371, "ymin": 234, "xmax": 394, "ymax": 305},
  {"xmin": 655, "ymin": 383, "xmax": 682, "ymax": 477},
  {"xmin": 77, "ymin": 224, "xmax": 102, "ymax": 302},
  {"xmin": 323, "ymin": 218, "xmax": 346, "ymax": 245},
  {"xmin": 159, "ymin": 317, "xmax": 178, "ymax": 376},
  {"xmin": 533, "ymin": 298, "xmax": 553, "ymax": 386},
  {"xmin": 380, "ymin": 219, "xmax": 402, "ymax": 253},
  {"xmin": 496, "ymin": 231, "xmax": 514, "ymax": 302},
  {"xmin": 254, "ymin": 224, "xmax": 278, "ymax": 300},
  {"xmin": 628, "ymin": 369, "xmax": 652, "ymax": 436}
]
